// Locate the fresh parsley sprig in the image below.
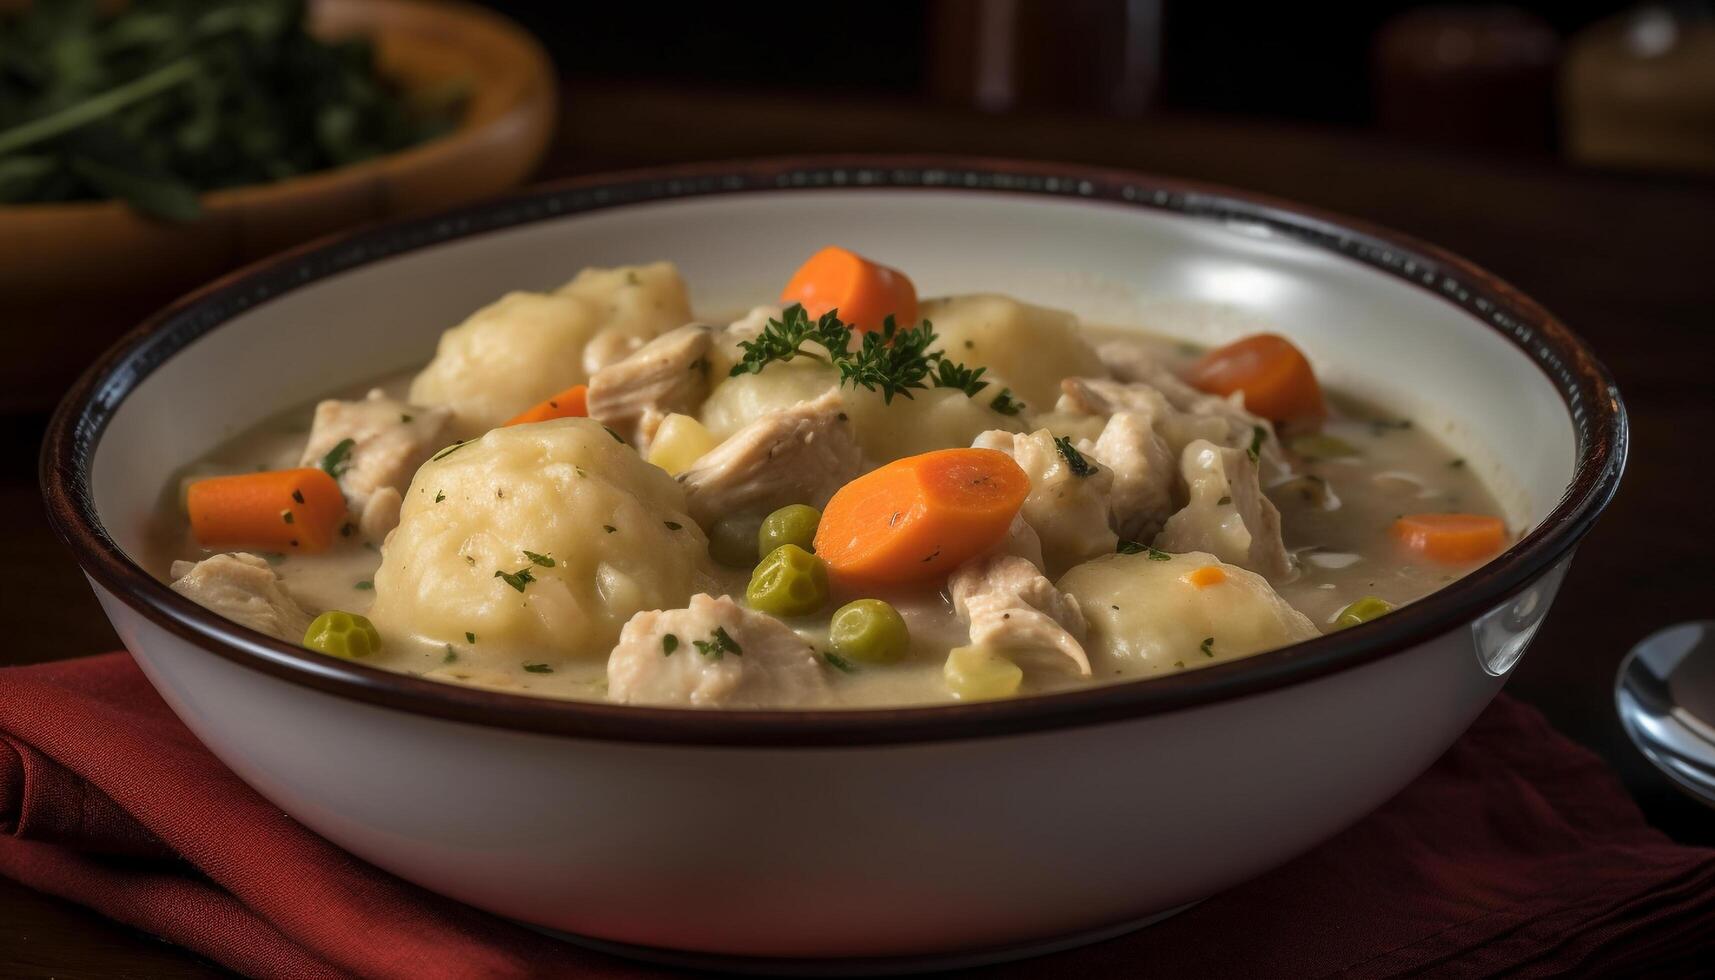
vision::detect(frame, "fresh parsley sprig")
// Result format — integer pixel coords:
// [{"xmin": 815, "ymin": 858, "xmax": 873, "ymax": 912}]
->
[{"xmin": 729, "ymin": 304, "xmax": 1017, "ymax": 409}]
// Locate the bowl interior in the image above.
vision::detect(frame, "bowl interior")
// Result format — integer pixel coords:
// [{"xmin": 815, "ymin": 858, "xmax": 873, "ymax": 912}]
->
[{"xmin": 89, "ymin": 187, "xmax": 1574, "ymax": 577}]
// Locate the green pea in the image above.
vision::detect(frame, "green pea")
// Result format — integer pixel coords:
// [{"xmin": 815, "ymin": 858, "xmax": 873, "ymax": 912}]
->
[
  {"xmin": 1334, "ymin": 595, "xmax": 1395, "ymax": 630},
  {"xmin": 829, "ymin": 598, "xmax": 910, "ymax": 664},
  {"xmin": 746, "ymin": 544, "xmax": 829, "ymax": 617},
  {"xmin": 303, "ymin": 611, "xmax": 382, "ymax": 658},
  {"xmin": 709, "ymin": 514, "xmax": 762, "ymax": 568},
  {"xmin": 758, "ymin": 503, "xmax": 821, "ymax": 556}
]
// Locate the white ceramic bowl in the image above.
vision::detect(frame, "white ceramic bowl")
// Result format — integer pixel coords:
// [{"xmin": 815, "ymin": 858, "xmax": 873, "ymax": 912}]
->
[{"xmin": 42, "ymin": 158, "xmax": 1626, "ymax": 971}]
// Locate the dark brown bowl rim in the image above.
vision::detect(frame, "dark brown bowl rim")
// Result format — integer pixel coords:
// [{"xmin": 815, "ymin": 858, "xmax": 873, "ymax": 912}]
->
[{"xmin": 40, "ymin": 155, "xmax": 1628, "ymax": 747}]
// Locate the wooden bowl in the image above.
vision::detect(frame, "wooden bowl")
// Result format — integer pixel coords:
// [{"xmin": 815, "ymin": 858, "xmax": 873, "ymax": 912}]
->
[{"xmin": 0, "ymin": 0, "xmax": 556, "ymax": 413}]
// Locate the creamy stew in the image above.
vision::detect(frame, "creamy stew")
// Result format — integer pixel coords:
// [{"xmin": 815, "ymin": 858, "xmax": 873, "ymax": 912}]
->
[{"xmin": 155, "ymin": 250, "xmax": 1510, "ymax": 708}]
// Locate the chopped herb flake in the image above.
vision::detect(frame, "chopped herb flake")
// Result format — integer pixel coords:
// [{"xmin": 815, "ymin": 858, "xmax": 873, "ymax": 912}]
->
[
  {"xmin": 430, "ymin": 440, "xmax": 468, "ymax": 462},
  {"xmin": 1200, "ymin": 636, "xmax": 1215, "ymax": 658},
  {"xmin": 465, "ymin": 631, "xmax": 476, "ymax": 644},
  {"xmin": 291, "ymin": 489, "xmax": 305, "ymax": 504},
  {"xmin": 603, "ymin": 525, "xmax": 617, "ymax": 534},
  {"xmin": 1117, "ymin": 540, "xmax": 1145, "ymax": 554},
  {"xmin": 281, "ymin": 510, "xmax": 294, "ymax": 524},
  {"xmin": 822, "ymin": 650, "xmax": 857, "ymax": 673},
  {"xmin": 693, "ymin": 626, "xmax": 743, "ymax": 660},
  {"xmin": 494, "ymin": 567, "xmax": 536, "ymax": 592},
  {"xmin": 319, "ymin": 438, "xmax": 356, "ymax": 477},
  {"xmin": 443, "ymin": 645, "xmax": 458, "ymax": 664},
  {"xmin": 1054, "ymin": 436, "xmax": 1096, "ymax": 477},
  {"xmin": 989, "ymin": 388, "xmax": 1025, "ymax": 416},
  {"xmin": 522, "ymin": 550, "xmax": 555, "ymax": 568},
  {"xmin": 401, "ymin": 413, "xmax": 414, "ymax": 423},
  {"xmin": 354, "ymin": 580, "xmax": 373, "ymax": 590},
  {"xmin": 604, "ymin": 426, "xmax": 626, "ymax": 444},
  {"xmin": 1449, "ymin": 458, "xmax": 1466, "ymax": 469},
  {"xmin": 664, "ymin": 521, "xmax": 682, "ymax": 531},
  {"xmin": 1147, "ymin": 546, "xmax": 1172, "ymax": 561},
  {"xmin": 663, "ymin": 634, "xmax": 679, "ymax": 656},
  {"xmin": 1248, "ymin": 425, "xmax": 1267, "ymax": 462},
  {"xmin": 523, "ymin": 663, "xmax": 553, "ymax": 674},
  {"xmin": 434, "ymin": 490, "xmax": 446, "ymax": 503}
]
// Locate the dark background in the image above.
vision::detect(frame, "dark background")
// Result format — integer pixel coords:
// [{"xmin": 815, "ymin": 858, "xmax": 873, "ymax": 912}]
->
[{"xmin": 5, "ymin": 1, "xmax": 1715, "ymax": 975}]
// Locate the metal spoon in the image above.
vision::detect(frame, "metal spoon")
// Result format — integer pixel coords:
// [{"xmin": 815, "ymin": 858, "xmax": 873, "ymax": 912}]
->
[{"xmin": 1615, "ymin": 621, "xmax": 1715, "ymax": 807}]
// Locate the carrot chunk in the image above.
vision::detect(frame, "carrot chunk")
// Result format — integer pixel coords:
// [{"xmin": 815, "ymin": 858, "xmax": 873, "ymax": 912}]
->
[
  {"xmin": 1184, "ymin": 333, "xmax": 1325, "ymax": 423},
  {"xmin": 505, "ymin": 384, "xmax": 588, "ymax": 426},
  {"xmin": 1391, "ymin": 513, "xmax": 1506, "ymax": 563},
  {"xmin": 813, "ymin": 448, "xmax": 1029, "ymax": 590},
  {"xmin": 780, "ymin": 246, "xmax": 918, "ymax": 333},
  {"xmin": 1183, "ymin": 565, "xmax": 1227, "ymax": 588},
  {"xmin": 187, "ymin": 468, "xmax": 347, "ymax": 554}
]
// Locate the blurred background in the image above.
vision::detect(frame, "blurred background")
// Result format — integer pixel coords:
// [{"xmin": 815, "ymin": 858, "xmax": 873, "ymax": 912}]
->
[{"xmin": 501, "ymin": 0, "xmax": 1715, "ymax": 172}]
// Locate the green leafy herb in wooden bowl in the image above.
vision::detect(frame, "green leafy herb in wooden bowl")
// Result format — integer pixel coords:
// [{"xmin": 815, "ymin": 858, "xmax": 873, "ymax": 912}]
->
[{"xmin": 0, "ymin": 0, "xmax": 465, "ymax": 220}]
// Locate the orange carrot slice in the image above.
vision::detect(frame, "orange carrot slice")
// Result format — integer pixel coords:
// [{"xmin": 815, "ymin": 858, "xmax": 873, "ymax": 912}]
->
[
  {"xmin": 1391, "ymin": 513, "xmax": 1506, "ymax": 563},
  {"xmin": 780, "ymin": 246, "xmax": 918, "ymax": 333},
  {"xmin": 1184, "ymin": 333, "xmax": 1325, "ymax": 423},
  {"xmin": 187, "ymin": 468, "xmax": 347, "ymax": 554},
  {"xmin": 1183, "ymin": 565, "xmax": 1227, "ymax": 588},
  {"xmin": 505, "ymin": 384, "xmax": 588, "ymax": 427},
  {"xmin": 813, "ymin": 448, "xmax": 1029, "ymax": 590}
]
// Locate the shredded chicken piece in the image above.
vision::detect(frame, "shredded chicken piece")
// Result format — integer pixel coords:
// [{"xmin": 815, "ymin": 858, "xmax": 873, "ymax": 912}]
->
[
  {"xmin": 587, "ymin": 325, "xmax": 714, "ymax": 450},
  {"xmin": 1056, "ymin": 379, "xmax": 1179, "ymax": 540},
  {"xmin": 1086, "ymin": 343, "xmax": 1289, "ymax": 475},
  {"xmin": 607, "ymin": 594, "xmax": 833, "ymax": 707},
  {"xmin": 972, "ymin": 428, "xmax": 1116, "ymax": 575},
  {"xmin": 678, "ymin": 390, "xmax": 864, "ymax": 525},
  {"xmin": 297, "ymin": 388, "xmax": 451, "ymax": 537},
  {"xmin": 169, "ymin": 553, "xmax": 312, "ymax": 643},
  {"xmin": 949, "ymin": 554, "xmax": 1090, "ymax": 676},
  {"xmin": 1155, "ymin": 439, "xmax": 1291, "ymax": 579}
]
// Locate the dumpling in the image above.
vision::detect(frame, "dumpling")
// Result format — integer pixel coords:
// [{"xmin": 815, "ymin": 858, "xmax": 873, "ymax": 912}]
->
[
  {"xmin": 409, "ymin": 262, "xmax": 692, "ymax": 437},
  {"xmin": 922, "ymin": 295, "xmax": 1107, "ymax": 410},
  {"xmin": 843, "ymin": 385, "xmax": 1026, "ymax": 464},
  {"xmin": 700, "ymin": 360, "xmax": 839, "ymax": 440},
  {"xmin": 1057, "ymin": 550, "xmax": 1318, "ymax": 676},
  {"xmin": 367, "ymin": 418, "xmax": 712, "ymax": 666}
]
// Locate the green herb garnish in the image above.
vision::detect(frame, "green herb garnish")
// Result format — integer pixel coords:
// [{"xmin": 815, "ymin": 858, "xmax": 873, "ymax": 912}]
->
[
  {"xmin": 434, "ymin": 490, "xmax": 446, "ymax": 503},
  {"xmin": 989, "ymin": 388, "xmax": 1025, "ymax": 416},
  {"xmin": 603, "ymin": 525, "xmax": 617, "ymax": 534},
  {"xmin": 822, "ymin": 650, "xmax": 857, "ymax": 673},
  {"xmin": 1053, "ymin": 436, "xmax": 1096, "ymax": 477},
  {"xmin": 430, "ymin": 440, "xmax": 467, "ymax": 462},
  {"xmin": 443, "ymin": 645, "xmax": 458, "ymax": 664},
  {"xmin": 662, "ymin": 634, "xmax": 679, "ymax": 656},
  {"xmin": 522, "ymin": 550, "xmax": 555, "ymax": 568},
  {"xmin": 523, "ymin": 663, "xmax": 553, "ymax": 674},
  {"xmin": 319, "ymin": 438, "xmax": 356, "ymax": 478},
  {"xmin": 693, "ymin": 626, "xmax": 743, "ymax": 661},
  {"xmin": 1200, "ymin": 636, "xmax": 1215, "ymax": 658},
  {"xmin": 1248, "ymin": 425, "xmax": 1267, "ymax": 463},
  {"xmin": 494, "ymin": 567, "xmax": 536, "ymax": 592},
  {"xmin": 354, "ymin": 580, "xmax": 373, "ymax": 590},
  {"xmin": 729, "ymin": 304, "xmax": 996, "ymax": 406},
  {"xmin": 465, "ymin": 631, "xmax": 476, "ymax": 644},
  {"xmin": 663, "ymin": 521, "xmax": 682, "ymax": 531},
  {"xmin": 1117, "ymin": 540, "xmax": 1145, "ymax": 555},
  {"xmin": 281, "ymin": 510, "xmax": 294, "ymax": 524}
]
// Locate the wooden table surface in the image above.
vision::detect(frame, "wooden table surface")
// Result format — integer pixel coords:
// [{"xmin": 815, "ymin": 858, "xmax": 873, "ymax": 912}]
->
[{"xmin": 3, "ymin": 84, "xmax": 1713, "ymax": 977}]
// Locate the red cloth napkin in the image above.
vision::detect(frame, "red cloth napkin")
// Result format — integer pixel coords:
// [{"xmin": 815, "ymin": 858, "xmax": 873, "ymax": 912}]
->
[{"xmin": 3, "ymin": 653, "xmax": 1712, "ymax": 979}]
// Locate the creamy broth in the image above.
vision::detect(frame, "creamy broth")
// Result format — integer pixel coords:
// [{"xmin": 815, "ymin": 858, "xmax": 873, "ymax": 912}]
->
[{"xmin": 154, "ymin": 277, "xmax": 1507, "ymax": 709}]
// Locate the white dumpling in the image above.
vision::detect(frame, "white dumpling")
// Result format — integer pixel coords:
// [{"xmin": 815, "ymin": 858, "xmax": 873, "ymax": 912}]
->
[
  {"xmin": 701, "ymin": 359, "xmax": 1023, "ymax": 465},
  {"xmin": 367, "ymin": 418, "xmax": 712, "ymax": 665},
  {"xmin": 699, "ymin": 360, "xmax": 839, "ymax": 440},
  {"xmin": 843, "ymin": 385, "xmax": 1025, "ymax": 464},
  {"xmin": 922, "ymin": 295, "xmax": 1107, "ymax": 410},
  {"xmin": 409, "ymin": 262, "xmax": 692, "ymax": 437},
  {"xmin": 1057, "ymin": 550, "xmax": 1318, "ymax": 676}
]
